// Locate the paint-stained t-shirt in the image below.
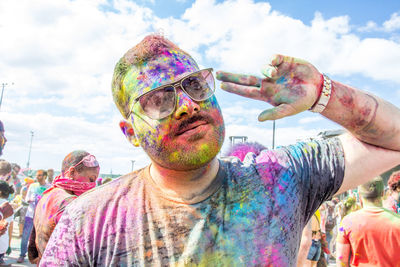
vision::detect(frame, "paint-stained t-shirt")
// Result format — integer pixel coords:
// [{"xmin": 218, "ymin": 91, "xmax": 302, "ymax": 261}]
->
[
  {"xmin": 337, "ymin": 207, "xmax": 400, "ymax": 266},
  {"xmin": 33, "ymin": 187, "xmax": 77, "ymax": 259},
  {"xmin": 40, "ymin": 138, "xmax": 344, "ymax": 267}
]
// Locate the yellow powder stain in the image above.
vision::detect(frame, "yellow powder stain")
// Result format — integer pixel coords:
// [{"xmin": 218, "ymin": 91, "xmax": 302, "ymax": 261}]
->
[{"xmin": 169, "ymin": 151, "xmax": 180, "ymax": 162}]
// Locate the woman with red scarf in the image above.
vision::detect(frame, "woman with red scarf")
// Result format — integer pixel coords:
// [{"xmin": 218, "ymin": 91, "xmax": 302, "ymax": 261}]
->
[{"xmin": 28, "ymin": 150, "xmax": 100, "ymax": 264}]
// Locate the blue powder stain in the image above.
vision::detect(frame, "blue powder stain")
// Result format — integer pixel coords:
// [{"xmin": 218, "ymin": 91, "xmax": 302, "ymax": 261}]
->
[{"xmin": 276, "ymin": 76, "xmax": 287, "ymax": 85}]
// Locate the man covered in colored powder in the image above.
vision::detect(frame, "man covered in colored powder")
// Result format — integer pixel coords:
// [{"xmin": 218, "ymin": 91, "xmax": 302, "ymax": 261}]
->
[
  {"xmin": 336, "ymin": 176, "xmax": 400, "ymax": 266},
  {"xmin": 40, "ymin": 34, "xmax": 400, "ymax": 266}
]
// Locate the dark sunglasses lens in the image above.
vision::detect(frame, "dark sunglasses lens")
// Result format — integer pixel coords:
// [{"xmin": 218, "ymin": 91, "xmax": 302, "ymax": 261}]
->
[
  {"xmin": 181, "ymin": 70, "xmax": 215, "ymax": 101},
  {"xmin": 139, "ymin": 86, "xmax": 175, "ymax": 119}
]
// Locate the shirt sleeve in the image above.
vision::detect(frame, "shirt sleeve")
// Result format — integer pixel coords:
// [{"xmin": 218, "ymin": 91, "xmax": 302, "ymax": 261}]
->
[
  {"xmin": 25, "ymin": 185, "xmax": 35, "ymax": 202},
  {"xmin": 39, "ymin": 206, "xmax": 85, "ymax": 267},
  {"xmin": 255, "ymin": 137, "xmax": 345, "ymax": 225}
]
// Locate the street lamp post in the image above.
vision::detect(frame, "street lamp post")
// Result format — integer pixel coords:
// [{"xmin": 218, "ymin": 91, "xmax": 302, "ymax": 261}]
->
[
  {"xmin": 0, "ymin": 82, "xmax": 14, "ymax": 111},
  {"xmin": 272, "ymin": 120, "xmax": 276, "ymax": 149},
  {"xmin": 27, "ymin": 131, "xmax": 34, "ymax": 168}
]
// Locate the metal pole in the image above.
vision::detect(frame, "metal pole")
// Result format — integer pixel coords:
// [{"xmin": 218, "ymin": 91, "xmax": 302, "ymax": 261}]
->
[
  {"xmin": 131, "ymin": 160, "xmax": 135, "ymax": 172},
  {"xmin": 0, "ymin": 83, "xmax": 6, "ymax": 111},
  {"xmin": 27, "ymin": 131, "xmax": 34, "ymax": 168},
  {"xmin": 272, "ymin": 120, "xmax": 276, "ymax": 149},
  {"xmin": 0, "ymin": 82, "xmax": 13, "ymax": 111}
]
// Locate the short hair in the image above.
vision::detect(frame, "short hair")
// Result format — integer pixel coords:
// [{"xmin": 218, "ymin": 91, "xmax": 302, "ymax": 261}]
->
[
  {"xmin": 0, "ymin": 120, "xmax": 4, "ymax": 132},
  {"xmin": 61, "ymin": 150, "xmax": 90, "ymax": 174},
  {"xmin": 388, "ymin": 171, "xmax": 400, "ymax": 191},
  {"xmin": 0, "ymin": 180, "xmax": 14, "ymax": 198},
  {"xmin": 111, "ymin": 34, "xmax": 194, "ymax": 119},
  {"xmin": 36, "ymin": 169, "xmax": 47, "ymax": 177},
  {"xmin": 358, "ymin": 176, "xmax": 384, "ymax": 200},
  {"xmin": 0, "ymin": 161, "xmax": 11, "ymax": 176},
  {"xmin": 11, "ymin": 163, "xmax": 21, "ymax": 172}
]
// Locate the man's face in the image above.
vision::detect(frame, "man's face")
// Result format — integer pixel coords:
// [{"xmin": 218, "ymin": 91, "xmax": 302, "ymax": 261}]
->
[
  {"xmin": 0, "ymin": 131, "xmax": 6, "ymax": 156},
  {"xmin": 36, "ymin": 171, "xmax": 47, "ymax": 184},
  {"xmin": 123, "ymin": 50, "xmax": 225, "ymax": 170}
]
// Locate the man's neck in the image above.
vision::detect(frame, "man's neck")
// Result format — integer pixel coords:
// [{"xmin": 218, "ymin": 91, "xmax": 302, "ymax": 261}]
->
[
  {"xmin": 149, "ymin": 157, "xmax": 220, "ymax": 204},
  {"xmin": 362, "ymin": 198, "xmax": 383, "ymax": 208}
]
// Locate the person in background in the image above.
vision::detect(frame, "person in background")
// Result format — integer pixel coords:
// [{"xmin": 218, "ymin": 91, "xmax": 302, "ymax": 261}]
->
[
  {"xmin": 0, "ymin": 121, "xmax": 6, "ymax": 157},
  {"xmin": 342, "ymin": 196, "xmax": 360, "ymax": 218},
  {"xmin": 12, "ymin": 185, "xmax": 28, "ymax": 237},
  {"xmin": 17, "ymin": 170, "xmax": 50, "ymax": 263},
  {"xmin": 46, "ymin": 169, "xmax": 54, "ymax": 184},
  {"xmin": 336, "ymin": 176, "xmax": 400, "ymax": 266},
  {"xmin": 0, "ymin": 161, "xmax": 14, "ymax": 222},
  {"xmin": 0, "ymin": 162, "xmax": 11, "ymax": 183},
  {"xmin": 100, "ymin": 177, "xmax": 113, "ymax": 185},
  {"xmin": 28, "ymin": 150, "xmax": 100, "ymax": 264},
  {"xmin": 383, "ymin": 170, "xmax": 400, "ymax": 214},
  {"xmin": 0, "ymin": 181, "xmax": 14, "ymax": 265},
  {"xmin": 323, "ymin": 200, "xmax": 336, "ymax": 262},
  {"xmin": 223, "ymin": 141, "xmax": 267, "ymax": 162},
  {"xmin": 10, "ymin": 164, "xmax": 22, "ymax": 195}
]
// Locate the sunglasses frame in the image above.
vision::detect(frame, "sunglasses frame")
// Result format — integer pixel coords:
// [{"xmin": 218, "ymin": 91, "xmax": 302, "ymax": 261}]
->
[{"xmin": 128, "ymin": 68, "xmax": 215, "ymax": 120}]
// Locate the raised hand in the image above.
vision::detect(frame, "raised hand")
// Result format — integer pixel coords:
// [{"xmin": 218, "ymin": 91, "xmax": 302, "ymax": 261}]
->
[{"xmin": 216, "ymin": 54, "xmax": 323, "ymax": 121}]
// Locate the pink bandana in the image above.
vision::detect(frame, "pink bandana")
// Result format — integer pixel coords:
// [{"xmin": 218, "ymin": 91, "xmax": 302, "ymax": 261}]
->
[{"xmin": 45, "ymin": 174, "xmax": 96, "ymax": 196}]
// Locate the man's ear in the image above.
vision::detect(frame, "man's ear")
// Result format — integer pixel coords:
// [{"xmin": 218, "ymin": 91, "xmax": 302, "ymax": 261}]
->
[{"xmin": 119, "ymin": 120, "xmax": 140, "ymax": 147}]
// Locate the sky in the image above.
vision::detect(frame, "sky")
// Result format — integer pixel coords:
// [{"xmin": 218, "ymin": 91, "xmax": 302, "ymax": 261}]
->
[{"xmin": 1, "ymin": 0, "xmax": 399, "ymax": 175}]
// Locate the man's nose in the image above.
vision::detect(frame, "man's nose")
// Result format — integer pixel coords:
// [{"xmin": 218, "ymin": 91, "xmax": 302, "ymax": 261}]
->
[{"xmin": 174, "ymin": 89, "xmax": 200, "ymax": 120}]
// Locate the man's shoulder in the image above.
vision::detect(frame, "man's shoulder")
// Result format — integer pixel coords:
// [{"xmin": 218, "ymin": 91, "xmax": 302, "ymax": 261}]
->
[{"xmin": 65, "ymin": 168, "xmax": 146, "ymax": 214}]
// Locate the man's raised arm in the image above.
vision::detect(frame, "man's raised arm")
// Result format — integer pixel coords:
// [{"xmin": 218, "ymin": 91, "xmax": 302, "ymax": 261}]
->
[{"xmin": 216, "ymin": 54, "xmax": 400, "ymax": 193}]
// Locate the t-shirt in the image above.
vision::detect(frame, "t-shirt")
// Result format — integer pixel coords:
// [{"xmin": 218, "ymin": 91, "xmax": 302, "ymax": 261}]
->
[
  {"xmin": 40, "ymin": 138, "xmax": 344, "ymax": 266},
  {"xmin": 25, "ymin": 182, "xmax": 51, "ymax": 218},
  {"xmin": 0, "ymin": 198, "xmax": 13, "ymax": 254},
  {"xmin": 33, "ymin": 187, "xmax": 77, "ymax": 259},
  {"xmin": 337, "ymin": 207, "xmax": 400, "ymax": 266}
]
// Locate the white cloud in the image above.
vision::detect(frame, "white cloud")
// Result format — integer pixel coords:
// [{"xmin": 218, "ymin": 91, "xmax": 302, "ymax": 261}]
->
[
  {"xmin": 299, "ymin": 116, "xmax": 323, "ymax": 124},
  {"xmin": 383, "ymin": 12, "xmax": 400, "ymax": 32},
  {"xmin": 156, "ymin": 1, "xmax": 400, "ymax": 83},
  {"xmin": 2, "ymin": 111, "xmax": 151, "ymax": 175},
  {"xmin": 1, "ymin": 0, "xmax": 399, "ymax": 175},
  {"xmin": 358, "ymin": 12, "xmax": 400, "ymax": 33},
  {"xmin": 358, "ymin": 21, "xmax": 379, "ymax": 32}
]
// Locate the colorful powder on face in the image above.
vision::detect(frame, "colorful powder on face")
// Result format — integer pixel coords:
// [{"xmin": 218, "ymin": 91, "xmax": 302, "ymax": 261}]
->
[{"xmin": 121, "ymin": 49, "xmax": 199, "ymax": 113}]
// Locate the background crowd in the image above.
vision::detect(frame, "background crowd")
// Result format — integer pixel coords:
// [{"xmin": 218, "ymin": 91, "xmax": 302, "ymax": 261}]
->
[{"xmin": 1, "ymin": 119, "xmax": 400, "ymax": 266}]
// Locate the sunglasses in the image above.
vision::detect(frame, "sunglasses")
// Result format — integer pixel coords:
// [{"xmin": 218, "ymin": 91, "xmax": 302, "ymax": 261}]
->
[
  {"xmin": 129, "ymin": 68, "xmax": 215, "ymax": 120},
  {"xmin": 71, "ymin": 154, "xmax": 99, "ymax": 169}
]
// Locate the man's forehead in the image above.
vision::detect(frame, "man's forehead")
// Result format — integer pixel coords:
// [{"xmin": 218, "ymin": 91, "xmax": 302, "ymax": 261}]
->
[{"xmin": 122, "ymin": 49, "xmax": 199, "ymax": 101}]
